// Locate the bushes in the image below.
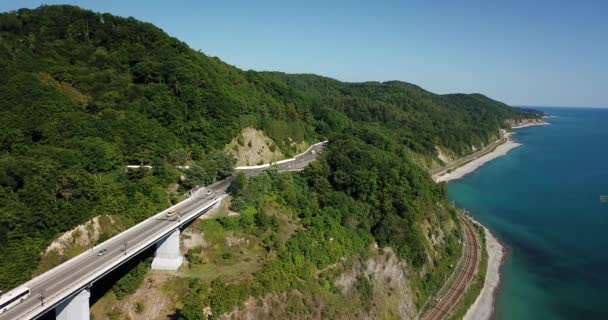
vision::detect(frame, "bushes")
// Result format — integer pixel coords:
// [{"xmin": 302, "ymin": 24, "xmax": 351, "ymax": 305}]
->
[
  {"xmin": 199, "ymin": 220, "xmax": 225, "ymax": 245},
  {"xmin": 184, "ymin": 151, "xmax": 236, "ymax": 188},
  {"xmin": 0, "ymin": 4, "xmax": 536, "ymax": 293},
  {"xmin": 111, "ymin": 258, "xmax": 149, "ymax": 300},
  {"xmin": 186, "ymin": 246, "xmax": 204, "ymax": 265},
  {"xmin": 179, "ymin": 279, "xmax": 208, "ymax": 320}
]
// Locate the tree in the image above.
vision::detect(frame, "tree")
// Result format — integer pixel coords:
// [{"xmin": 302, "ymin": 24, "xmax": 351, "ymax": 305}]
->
[
  {"xmin": 76, "ymin": 137, "xmax": 123, "ymax": 173},
  {"xmin": 227, "ymin": 172, "xmax": 247, "ymax": 196}
]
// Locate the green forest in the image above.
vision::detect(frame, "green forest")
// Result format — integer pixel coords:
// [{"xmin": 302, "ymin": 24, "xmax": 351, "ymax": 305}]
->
[
  {"xmin": 0, "ymin": 4, "xmax": 537, "ymax": 304},
  {"xmin": 180, "ymin": 130, "xmax": 462, "ymax": 318}
]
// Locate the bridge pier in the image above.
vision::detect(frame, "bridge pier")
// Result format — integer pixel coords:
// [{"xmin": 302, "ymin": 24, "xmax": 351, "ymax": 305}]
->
[
  {"xmin": 151, "ymin": 229, "xmax": 183, "ymax": 270},
  {"xmin": 212, "ymin": 198, "xmax": 222, "ymax": 209},
  {"xmin": 55, "ymin": 289, "xmax": 90, "ymax": 320}
]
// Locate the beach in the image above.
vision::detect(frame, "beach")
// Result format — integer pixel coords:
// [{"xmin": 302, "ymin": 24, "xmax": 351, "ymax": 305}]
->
[
  {"xmin": 449, "ymin": 108, "xmax": 608, "ymax": 318},
  {"xmin": 463, "ymin": 223, "xmax": 505, "ymax": 320},
  {"xmin": 432, "ymin": 132, "xmax": 520, "ymax": 319},
  {"xmin": 510, "ymin": 121, "xmax": 550, "ymax": 129},
  {"xmin": 433, "ymin": 137, "xmax": 522, "ymax": 183}
]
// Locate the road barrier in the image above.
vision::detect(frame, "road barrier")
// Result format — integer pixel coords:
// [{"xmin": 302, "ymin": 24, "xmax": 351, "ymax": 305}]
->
[{"xmin": 234, "ymin": 140, "xmax": 327, "ymax": 170}]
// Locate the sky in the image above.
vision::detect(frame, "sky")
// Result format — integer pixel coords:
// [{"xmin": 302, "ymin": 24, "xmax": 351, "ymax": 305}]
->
[{"xmin": 1, "ymin": 0, "xmax": 607, "ymax": 107}]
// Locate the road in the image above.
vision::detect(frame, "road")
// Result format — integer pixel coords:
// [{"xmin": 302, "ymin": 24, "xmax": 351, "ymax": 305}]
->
[
  {"xmin": 421, "ymin": 215, "xmax": 480, "ymax": 320},
  {"xmin": 0, "ymin": 142, "xmax": 326, "ymax": 320}
]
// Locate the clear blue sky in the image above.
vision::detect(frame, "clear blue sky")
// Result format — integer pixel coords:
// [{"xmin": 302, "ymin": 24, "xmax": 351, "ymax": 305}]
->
[{"xmin": 1, "ymin": 0, "xmax": 607, "ymax": 107}]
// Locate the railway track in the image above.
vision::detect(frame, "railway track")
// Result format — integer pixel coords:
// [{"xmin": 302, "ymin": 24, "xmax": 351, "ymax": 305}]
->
[{"xmin": 421, "ymin": 215, "xmax": 480, "ymax": 320}]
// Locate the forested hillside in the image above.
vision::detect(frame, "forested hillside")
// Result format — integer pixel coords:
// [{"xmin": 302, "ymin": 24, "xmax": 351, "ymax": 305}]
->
[
  {"xmin": 264, "ymin": 73, "xmax": 528, "ymax": 156},
  {"xmin": 0, "ymin": 5, "xmax": 535, "ymax": 312}
]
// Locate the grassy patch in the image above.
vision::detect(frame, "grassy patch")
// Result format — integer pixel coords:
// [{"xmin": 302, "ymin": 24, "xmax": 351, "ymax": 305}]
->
[
  {"xmin": 180, "ymin": 243, "xmax": 264, "ymax": 282},
  {"xmin": 90, "ymin": 291, "xmax": 120, "ymax": 320}
]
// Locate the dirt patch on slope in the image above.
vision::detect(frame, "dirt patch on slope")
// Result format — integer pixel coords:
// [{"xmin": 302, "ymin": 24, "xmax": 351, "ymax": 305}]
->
[
  {"xmin": 225, "ymin": 127, "xmax": 285, "ymax": 166},
  {"xmin": 43, "ymin": 215, "xmax": 106, "ymax": 256},
  {"xmin": 435, "ymin": 146, "xmax": 454, "ymax": 164},
  {"xmin": 220, "ymin": 247, "xmax": 418, "ymax": 320},
  {"xmin": 37, "ymin": 215, "xmax": 117, "ymax": 274},
  {"xmin": 335, "ymin": 247, "xmax": 418, "ymax": 320}
]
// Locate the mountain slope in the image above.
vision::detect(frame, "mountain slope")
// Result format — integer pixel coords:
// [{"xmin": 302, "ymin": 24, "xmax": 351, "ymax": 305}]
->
[{"xmin": 0, "ymin": 5, "xmax": 535, "ymax": 317}]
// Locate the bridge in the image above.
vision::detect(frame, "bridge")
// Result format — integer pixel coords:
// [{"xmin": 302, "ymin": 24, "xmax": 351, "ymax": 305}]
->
[{"xmin": 0, "ymin": 141, "xmax": 327, "ymax": 320}]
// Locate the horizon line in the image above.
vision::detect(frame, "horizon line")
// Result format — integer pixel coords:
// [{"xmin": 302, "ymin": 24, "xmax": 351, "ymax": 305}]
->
[{"xmin": 513, "ymin": 105, "xmax": 608, "ymax": 109}]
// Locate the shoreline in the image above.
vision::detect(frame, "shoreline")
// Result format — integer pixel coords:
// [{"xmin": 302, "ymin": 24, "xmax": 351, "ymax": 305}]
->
[
  {"xmin": 432, "ymin": 127, "xmax": 528, "ymax": 318},
  {"xmin": 429, "ymin": 118, "xmax": 549, "ymax": 318},
  {"xmin": 432, "ymin": 136, "xmax": 521, "ymax": 183},
  {"xmin": 434, "ymin": 139, "xmax": 514, "ymax": 319},
  {"xmin": 510, "ymin": 121, "xmax": 550, "ymax": 129},
  {"xmin": 463, "ymin": 218, "xmax": 506, "ymax": 320}
]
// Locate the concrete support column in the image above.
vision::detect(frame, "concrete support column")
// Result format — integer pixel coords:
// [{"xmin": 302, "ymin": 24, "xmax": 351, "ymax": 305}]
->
[
  {"xmin": 55, "ymin": 289, "xmax": 90, "ymax": 320},
  {"xmin": 212, "ymin": 197, "xmax": 222, "ymax": 209},
  {"xmin": 151, "ymin": 229, "xmax": 183, "ymax": 270}
]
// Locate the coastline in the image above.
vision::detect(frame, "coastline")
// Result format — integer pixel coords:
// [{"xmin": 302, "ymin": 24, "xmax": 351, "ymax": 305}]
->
[
  {"xmin": 431, "ymin": 125, "xmax": 532, "ymax": 319},
  {"xmin": 433, "ymin": 138, "xmax": 515, "ymax": 319},
  {"xmin": 427, "ymin": 118, "xmax": 550, "ymax": 318},
  {"xmin": 463, "ymin": 219, "xmax": 505, "ymax": 320},
  {"xmin": 511, "ymin": 121, "xmax": 550, "ymax": 129},
  {"xmin": 433, "ymin": 136, "xmax": 522, "ymax": 183}
]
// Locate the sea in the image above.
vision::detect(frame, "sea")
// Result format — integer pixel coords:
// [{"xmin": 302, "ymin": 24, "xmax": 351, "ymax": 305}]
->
[{"xmin": 448, "ymin": 107, "xmax": 608, "ymax": 319}]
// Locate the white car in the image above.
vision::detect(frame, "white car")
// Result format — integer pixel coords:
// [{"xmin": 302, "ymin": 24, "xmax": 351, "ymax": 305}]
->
[{"xmin": 206, "ymin": 190, "xmax": 213, "ymax": 195}]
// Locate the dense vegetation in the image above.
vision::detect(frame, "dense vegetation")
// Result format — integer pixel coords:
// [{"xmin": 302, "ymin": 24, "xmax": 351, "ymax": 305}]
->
[
  {"xmin": 0, "ymin": 4, "xmax": 536, "ymax": 303},
  {"xmin": 173, "ymin": 128, "xmax": 464, "ymax": 318},
  {"xmin": 180, "ymin": 168, "xmax": 372, "ymax": 319},
  {"xmin": 264, "ymin": 73, "xmax": 532, "ymax": 156}
]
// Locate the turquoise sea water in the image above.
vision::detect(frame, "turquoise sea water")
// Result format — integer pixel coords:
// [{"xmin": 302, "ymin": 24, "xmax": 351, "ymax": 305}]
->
[{"xmin": 448, "ymin": 107, "xmax": 608, "ymax": 319}]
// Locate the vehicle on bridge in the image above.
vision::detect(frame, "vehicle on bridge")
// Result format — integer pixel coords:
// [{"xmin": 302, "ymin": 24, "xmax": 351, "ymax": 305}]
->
[
  {"xmin": 166, "ymin": 209, "xmax": 178, "ymax": 218},
  {"xmin": 0, "ymin": 287, "xmax": 30, "ymax": 314},
  {"xmin": 97, "ymin": 248, "xmax": 108, "ymax": 256}
]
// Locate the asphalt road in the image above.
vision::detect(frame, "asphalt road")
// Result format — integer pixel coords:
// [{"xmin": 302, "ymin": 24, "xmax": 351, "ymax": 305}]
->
[{"xmin": 0, "ymin": 142, "xmax": 326, "ymax": 320}]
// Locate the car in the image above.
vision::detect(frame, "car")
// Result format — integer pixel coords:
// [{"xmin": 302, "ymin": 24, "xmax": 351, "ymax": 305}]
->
[
  {"xmin": 166, "ymin": 209, "xmax": 177, "ymax": 218},
  {"xmin": 206, "ymin": 190, "xmax": 213, "ymax": 195},
  {"xmin": 97, "ymin": 248, "xmax": 108, "ymax": 256}
]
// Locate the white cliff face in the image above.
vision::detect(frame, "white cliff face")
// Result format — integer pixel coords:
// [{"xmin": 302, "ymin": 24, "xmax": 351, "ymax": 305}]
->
[
  {"xmin": 224, "ymin": 127, "xmax": 286, "ymax": 166},
  {"xmin": 334, "ymin": 247, "xmax": 418, "ymax": 319},
  {"xmin": 218, "ymin": 247, "xmax": 419, "ymax": 320},
  {"xmin": 435, "ymin": 146, "xmax": 453, "ymax": 164}
]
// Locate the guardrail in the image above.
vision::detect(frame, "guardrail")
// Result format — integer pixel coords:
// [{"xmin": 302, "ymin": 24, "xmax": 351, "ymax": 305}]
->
[
  {"xmin": 14, "ymin": 196, "xmax": 222, "ymax": 320},
  {"xmin": 9, "ymin": 186, "xmax": 219, "ymax": 318},
  {"xmin": 15, "ymin": 191, "xmax": 200, "ymax": 298},
  {"xmin": 234, "ymin": 140, "xmax": 328, "ymax": 170},
  {"xmin": 6, "ymin": 140, "xmax": 325, "ymax": 319}
]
